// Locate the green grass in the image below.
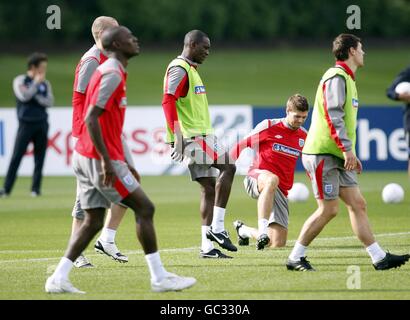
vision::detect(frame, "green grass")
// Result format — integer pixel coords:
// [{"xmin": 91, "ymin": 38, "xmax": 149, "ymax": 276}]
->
[
  {"xmin": 0, "ymin": 172, "xmax": 409, "ymax": 300},
  {"xmin": 0, "ymin": 47, "xmax": 409, "ymax": 107}
]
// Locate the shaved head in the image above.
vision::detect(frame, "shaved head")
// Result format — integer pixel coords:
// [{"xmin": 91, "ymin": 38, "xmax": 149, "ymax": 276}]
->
[
  {"xmin": 100, "ymin": 26, "xmax": 140, "ymax": 59},
  {"xmin": 91, "ymin": 16, "xmax": 119, "ymax": 42},
  {"xmin": 184, "ymin": 30, "xmax": 208, "ymax": 47},
  {"xmin": 101, "ymin": 26, "xmax": 124, "ymax": 51}
]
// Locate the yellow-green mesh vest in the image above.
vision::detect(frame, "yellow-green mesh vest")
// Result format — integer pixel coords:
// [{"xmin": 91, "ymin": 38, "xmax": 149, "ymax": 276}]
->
[
  {"xmin": 163, "ymin": 58, "xmax": 212, "ymax": 142},
  {"xmin": 303, "ymin": 66, "xmax": 358, "ymax": 159}
]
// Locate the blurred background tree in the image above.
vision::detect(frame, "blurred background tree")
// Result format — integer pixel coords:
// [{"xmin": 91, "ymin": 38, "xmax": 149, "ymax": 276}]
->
[
  {"xmin": 0, "ymin": 0, "xmax": 409, "ymax": 48},
  {"xmin": 0, "ymin": 0, "xmax": 408, "ymax": 106}
]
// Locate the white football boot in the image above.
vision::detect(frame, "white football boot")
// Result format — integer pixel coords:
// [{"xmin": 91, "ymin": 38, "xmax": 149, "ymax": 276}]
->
[
  {"xmin": 73, "ymin": 254, "xmax": 94, "ymax": 268},
  {"xmin": 45, "ymin": 277, "xmax": 85, "ymax": 294},
  {"xmin": 94, "ymin": 239, "xmax": 129, "ymax": 263},
  {"xmin": 151, "ymin": 272, "xmax": 197, "ymax": 292}
]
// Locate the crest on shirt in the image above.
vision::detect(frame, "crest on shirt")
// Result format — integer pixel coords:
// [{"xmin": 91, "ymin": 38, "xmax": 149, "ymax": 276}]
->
[
  {"xmin": 324, "ymin": 184, "xmax": 333, "ymax": 194},
  {"xmin": 123, "ymin": 174, "xmax": 134, "ymax": 186},
  {"xmin": 299, "ymin": 138, "xmax": 305, "ymax": 147},
  {"xmin": 194, "ymin": 85, "xmax": 206, "ymax": 94},
  {"xmin": 352, "ymin": 98, "xmax": 359, "ymax": 108},
  {"xmin": 275, "ymin": 135, "xmax": 283, "ymax": 139}
]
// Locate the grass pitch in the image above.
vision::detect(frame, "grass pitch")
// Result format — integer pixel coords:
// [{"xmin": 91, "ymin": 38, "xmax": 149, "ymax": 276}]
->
[
  {"xmin": 0, "ymin": 172, "xmax": 409, "ymax": 300},
  {"xmin": 1, "ymin": 47, "xmax": 409, "ymax": 107}
]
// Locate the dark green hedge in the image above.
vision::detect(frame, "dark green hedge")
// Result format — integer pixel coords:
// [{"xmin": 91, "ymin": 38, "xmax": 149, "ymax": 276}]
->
[{"xmin": 1, "ymin": 0, "xmax": 409, "ymax": 43}]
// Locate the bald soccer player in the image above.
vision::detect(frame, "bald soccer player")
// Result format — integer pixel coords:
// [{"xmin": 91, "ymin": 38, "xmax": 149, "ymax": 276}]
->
[
  {"xmin": 46, "ymin": 26, "xmax": 196, "ymax": 293},
  {"xmin": 71, "ymin": 16, "xmax": 132, "ymax": 268}
]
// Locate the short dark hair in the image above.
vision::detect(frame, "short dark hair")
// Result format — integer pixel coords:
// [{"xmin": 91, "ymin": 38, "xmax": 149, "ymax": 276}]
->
[
  {"xmin": 332, "ymin": 34, "xmax": 361, "ymax": 61},
  {"xmin": 27, "ymin": 52, "xmax": 48, "ymax": 69},
  {"xmin": 184, "ymin": 30, "xmax": 208, "ymax": 46},
  {"xmin": 287, "ymin": 94, "xmax": 309, "ymax": 112}
]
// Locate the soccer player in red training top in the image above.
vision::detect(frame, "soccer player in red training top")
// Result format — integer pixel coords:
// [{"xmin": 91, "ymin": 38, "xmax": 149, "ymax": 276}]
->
[
  {"xmin": 71, "ymin": 16, "xmax": 134, "ymax": 268},
  {"xmin": 45, "ymin": 26, "xmax": 196, "ymax": 293},
  {"xmin": 230, "ymin": 95, "xmax": 309, "ymax": 250}
]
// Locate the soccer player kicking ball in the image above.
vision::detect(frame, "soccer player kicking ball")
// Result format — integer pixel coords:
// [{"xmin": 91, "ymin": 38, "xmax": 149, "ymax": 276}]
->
[
  {"xmin": 71, "ymin": 16, "xmax": 131, "ymax": 267},
  {"xmin": 230, "ymin": 95, "xmax": 309, "ymax": 250},
  {"xmin": 286, "ymin": 34, "xmax": 410, "ymax": 271},
  {"xmin": 45, "ymin": 26, "xmax": 196, "ymax": 293}
]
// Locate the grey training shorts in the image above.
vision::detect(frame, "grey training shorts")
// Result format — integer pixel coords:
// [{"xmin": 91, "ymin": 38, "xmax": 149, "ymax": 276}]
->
[
  {"xmin": 183, "ymin": 135, "xmax": 222, "ymax": 181},
  {"xmin": 73, "ymin": 152, "xmax": 140, "ymax": 210},
  {"xmin": 302, "ymin": 153, "xmax": 358, "ymax": 200}
]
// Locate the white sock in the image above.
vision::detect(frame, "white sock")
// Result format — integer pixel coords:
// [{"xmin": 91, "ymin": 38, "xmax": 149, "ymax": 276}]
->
[
  {"xmin": 366, "ymin": 242, "xmax": 386, "ymax": 263},
  {"xmin": 52, "ymin": 257, "xmax": 73, "ymax": 281},
  {"xmin": 238, "ymin": 225, "xmax": 252, "ymax": 239},
  {"xmin": 145, "ymin": 252, "xmax": 167, "ymax": 283},
  {"xmin": 100, "ymin": 227, "xmax": 116, "ymax": 243},
  {"xmin": 211, "ymin": 206, "xmax": 225, "ymax": 233},
  {"xmin": 289, "ymin": 241, "xmax": 307, "ymax": 261},
  {"xmin": 258, "ymin": 218, "xmax": 269, "ymax": 236},
  {"xmin": 201, "ymin": 225, "xmax": 214, "ymax": 253}
]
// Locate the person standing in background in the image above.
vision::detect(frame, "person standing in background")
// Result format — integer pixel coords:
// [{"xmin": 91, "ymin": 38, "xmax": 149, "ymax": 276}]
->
[
  {"xmin": 386, "ymin": 65, "xmax": 410, "ymax": 179},
  {"xmin": 1, "ymin": 52, "xmax": 53, "ymax": 197}
]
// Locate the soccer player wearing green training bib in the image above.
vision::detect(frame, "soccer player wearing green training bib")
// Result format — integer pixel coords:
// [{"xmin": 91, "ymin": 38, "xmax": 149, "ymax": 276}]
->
[
  {"xmin": 286, "ymin": 34, "xmax": 409, "ymax": 271},
  {"xmin": 162, "ymin": 30, "xmax": 237, "ymax": 258}
]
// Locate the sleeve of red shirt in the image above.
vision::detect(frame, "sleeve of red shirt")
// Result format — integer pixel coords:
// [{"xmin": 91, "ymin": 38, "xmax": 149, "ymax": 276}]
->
[
  {"xmin": 162, "ymin": 94, "xmax": 179, "ymax": 132},
  {"xmin": 229, "ymin": 136, "xmax": 254, "ymax": 161},
  {"xmin": 91, "ymin": 71, "xmax": 122, "ymax": 111},
  {"xmin": 162, "ymin": 66, "xmax": 188, "ymax": 132},
  {"xmin": 229, "ymin": 119, "xmax": 271, "ymax": 161}
]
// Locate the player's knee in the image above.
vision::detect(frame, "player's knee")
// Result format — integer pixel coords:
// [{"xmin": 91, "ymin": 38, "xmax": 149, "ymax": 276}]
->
[
  {"xmin": 203, "ymin": 184, "xmax": 215, "ymax": 198},
  {"xmin": 265, "ymin": 175, "xmax": 279, "ymax": 191},
  {"xmin": 349, "ymin": 197, "xmax": 367, "ymax": 214},
  {"xmin": 141, "ymin": 200, "xmax": 155, "ymax": 218},
  {"xmin": 269, "ymin": 238, "xmax": 286, "ymax": 248},
  {"xmin": 319, "ymin": 205, "xmax": 339, "ymax": 219},
  {"xmin": 83, "ymin": 217, "xmax": 104, "ymax": 233},
  {"xmin": 327, "ymin": 206, "xmax": 339, "ymax": 218}
]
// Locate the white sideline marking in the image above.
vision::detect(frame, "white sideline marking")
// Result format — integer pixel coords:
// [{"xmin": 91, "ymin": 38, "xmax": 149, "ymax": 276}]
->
[
  {"xmin": 0, "ymin": 247, "xmax": 198, "ymax": 264},
  {"xmin": 0, "ymin": 232, "xmax": 409, "ymax": 264}
]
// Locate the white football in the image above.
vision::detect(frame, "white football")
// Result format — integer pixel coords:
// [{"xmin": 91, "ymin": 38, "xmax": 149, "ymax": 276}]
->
[
  {"xmin": 382, "ymin": 183, "xmax": 405, "ymax": 204},
  {"xmin": 395, "ymin": 82, "xmax": 410, "ymax": 95},
  {"xmin": 288, "ymin": 182, "xmax": 310, "ymax": 202}
]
